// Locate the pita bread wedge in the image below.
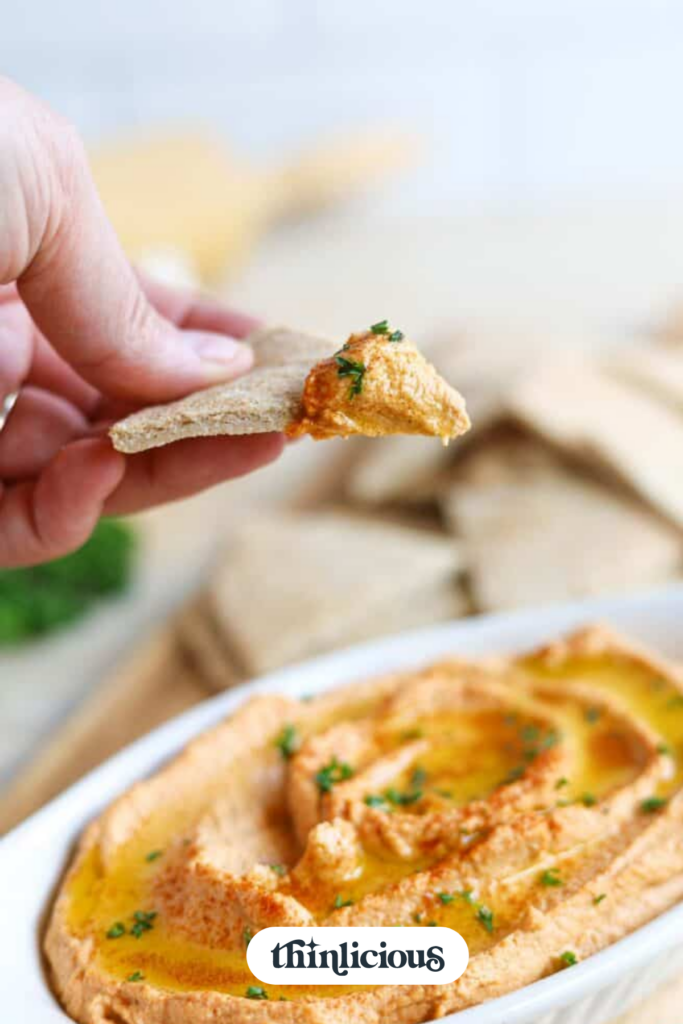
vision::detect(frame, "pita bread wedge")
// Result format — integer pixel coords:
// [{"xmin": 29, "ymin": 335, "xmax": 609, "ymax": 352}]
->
[
  {"xmin": 506, "ymin": 355, "xmax": 683, "ymax": 529},
  {"xmin": 181, "ymin": 579, "xmax": 467, "ymax": 692},
  {"xmin": 110, "ymin": 327, "xmax": 333, "ymax": 453},
  {"xmin": 605, "ymin": 345, "xmax": 683, "ymax": 413},
  {"xmin": 199, "ymin": 511, "xmax": 462, "ymax": 677},
  {"xmin": 110, "ymin": 324, "xmax": 469, "ymax": 454},
  {"xmin": 442, "ymin": 435, "xmax": 681, "ymax": 612}
]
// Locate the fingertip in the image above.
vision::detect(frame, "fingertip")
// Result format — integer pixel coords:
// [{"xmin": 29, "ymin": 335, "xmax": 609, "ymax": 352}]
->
[{"xmin": 184, "ymin": 330, "xmax": 254, "ymax": 382}]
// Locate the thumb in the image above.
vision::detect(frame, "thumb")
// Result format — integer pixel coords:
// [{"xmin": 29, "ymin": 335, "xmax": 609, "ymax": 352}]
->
[{"xmin": 1, "ymin": 79, "xmax": 252, "ymax": 403}]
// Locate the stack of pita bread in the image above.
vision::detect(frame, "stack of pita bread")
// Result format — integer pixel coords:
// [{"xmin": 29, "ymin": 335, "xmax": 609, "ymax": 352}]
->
[{"xmin": 179, "ymin": 324, "xmax": 683, "ymax": 690}]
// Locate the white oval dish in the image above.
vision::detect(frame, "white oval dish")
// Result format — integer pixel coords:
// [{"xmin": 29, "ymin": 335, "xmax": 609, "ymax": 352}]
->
[{"xmin": 3, "ymin": 584, "xmax": 683, "ymax": 1022}]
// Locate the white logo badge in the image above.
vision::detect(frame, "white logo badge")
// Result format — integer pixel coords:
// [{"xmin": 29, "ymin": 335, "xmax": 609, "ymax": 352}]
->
[{"xmin": 246, "ymin": 927, "xmax": 469, "ymax": 985}]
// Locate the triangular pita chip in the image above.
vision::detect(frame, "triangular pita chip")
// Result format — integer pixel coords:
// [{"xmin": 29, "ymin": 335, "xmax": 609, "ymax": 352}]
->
[
  {"xmin": 110, "ymin": 325, "xmax": 469, "ymax": 454},
  {"xmin": 443, "ymin": 434, "xmax": 681, "ymax": 612},
  {"xmin": 605, "ymin": 345, "xmax": 683, "ymax": 413},
  {"xmin": 198, "ymin": 511, "xmax": 462, "ymax": 677},
  {"xmin": 506, "ymin": 355, "xmax": 683, "ymax": 528}
]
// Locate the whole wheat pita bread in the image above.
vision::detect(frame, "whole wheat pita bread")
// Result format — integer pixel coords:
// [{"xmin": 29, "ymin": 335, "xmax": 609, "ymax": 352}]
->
[
  {"xmin": 198, "ymin": 511, "xmax": 462, "ymax": 677},
  {"xmin": 506, "ymin": 355, "xmax": 683, "ymax": 529},
  {"xmin": 604, "ymin": 346, "xmax": 683, "ymax": 414},
  {"xmin": 180, "ymin": 580, "xmax": 467, "ymax": 692},
  {"xmin": 110, "ymin": 326, "xmax": 334, "ymax": 453},
  {"xmin": 442, "ymin": 435, "xmax": 681, "ymax": 612}
]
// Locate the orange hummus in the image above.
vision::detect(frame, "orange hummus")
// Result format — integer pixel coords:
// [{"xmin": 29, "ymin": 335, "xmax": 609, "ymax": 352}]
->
[
  {"xmin": 286, "ymin": 328, "xmax": 470, "ymax": 442},
  {"xmin": 45, "ymin": 626, "xmax": 683, "ymax": 1022}
]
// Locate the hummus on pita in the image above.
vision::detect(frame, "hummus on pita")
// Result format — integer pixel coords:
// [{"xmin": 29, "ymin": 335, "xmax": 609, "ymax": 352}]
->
[{"xmin": 45, "ymin": 626, "xmax": 683, "ymax": 1023}]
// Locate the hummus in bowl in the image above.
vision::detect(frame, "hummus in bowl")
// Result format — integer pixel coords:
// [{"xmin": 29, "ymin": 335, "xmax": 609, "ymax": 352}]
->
[{"xmin": 45, "ymin": 625, "xmax": 683, "ymax": 1023}]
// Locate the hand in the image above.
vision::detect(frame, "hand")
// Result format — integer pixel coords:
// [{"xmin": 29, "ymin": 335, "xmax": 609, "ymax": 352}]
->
[{"xmin": 0, "ymin": 79, "xmax": 284, "ymax": 567}]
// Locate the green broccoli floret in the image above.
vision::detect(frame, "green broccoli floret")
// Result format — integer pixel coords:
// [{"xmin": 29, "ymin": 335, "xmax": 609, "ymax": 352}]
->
[{"xmin": 0, "ymin": 519, "xmax": 136, "ymax": 644}]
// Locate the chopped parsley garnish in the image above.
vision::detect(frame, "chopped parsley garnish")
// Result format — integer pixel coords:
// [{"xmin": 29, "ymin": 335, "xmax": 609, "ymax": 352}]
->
[
  {"xmin": 131, "ymin": 910, "xmax": 157, "ymax": 938},
  {"xmin": 243, "ymin": 927, "xmax": 253, "ymax": 947},
  {"xmin": 503, "ymin": 765, "xmax": 525, "ymax": 785},
  {"xmin": 520, "ymin": 724, "xmax": 540, "ymax": 743},
  {"xmin": 270, "ymin": 863, "xmax": 287, "ymax": 876},
  {"xmin": 315, "ymin": 756, "xmax": 354, "ymax": 793},
  {"xmin": 540, "ymin": 868, "xmax": 563, "ymax": 887},
  {"xmin": 246, "ymin": 986, "xmax": 269, "ymax": 1000},
  {"xmin": 127, "ymin": 971, "xmax": 145, "ymax": 983},
  {"xmin": 333, "ymin": 894, "xmax": 354, "ymax": 909},
  {"xmin": 437, "ymin": 892, "xmax": 455, "ymax": 905},
  {"xmin": 411, "ymin": 766, "xmax": 428, "ymax": 788},
  {"xmin": 559, "ymin": 951, "xmax": 577, "ymax": 967},
  {"xmin": 434, "ymin": 788, "xmax": 454, "ymax": 799},
  {"xmin": 458, "ymin": 890, "xmax": 475, "ymax": 904},
  {"xmin": 584, "ymin": 707, "xmax": 601, "ymax": 724},
  {"xmin": 145, "ymin": 850, "xmax": 163, "ymax": 863},
  {"xmin": 580, "ymin": 792, "xmax": 597, "ymax": 807},
  {"xmin": 385, "ymin": 786, "xmax": 423, "ymax": 806},
  {"xmin": 106, "ymin": 922, "xmax": 126, "ymax": 939},
  {"xmin": 335, "ymin": 355, "xmax": 366, "ymax": 398},
  {"xmin": 427, "ymin": 920, "xmax": 438, "ymax": 926},
  {"xmin": 370, "ymin": 320, "xmax": 389, "ymax": 334},
  {"xmin": 364, "ymin": 794, "xmax": 389, "ymax": 809},
  {"xmin": 274, "ymin": 723, "xmax": 300, "ymax": 760},
  {"xmin": 413, "ymin": 912, "xmax": 424, "ymax": 923},
  {"xmin": 476, "ymin": 905, "xmax": 494, "ymax": 933},
  {"xmin": 641, "ymin": 796, "xmax": 668, "ymax": 814},
  {"xmin": 656, "ymin": 742, "xmax": 672, "ymax": 756},
  {"xmin": 555, "ymin": 777, "xmax": 569, "ymax": 790},
  {"xmin": 593, "ymin": 893, "xmax": 607, "ymax": 905}
]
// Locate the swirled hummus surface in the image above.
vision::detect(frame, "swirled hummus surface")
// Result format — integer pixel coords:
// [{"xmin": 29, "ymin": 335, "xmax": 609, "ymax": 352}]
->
[{"xmin": 45, "ymin": 626, "xmax": 683, "ymax": 1023}]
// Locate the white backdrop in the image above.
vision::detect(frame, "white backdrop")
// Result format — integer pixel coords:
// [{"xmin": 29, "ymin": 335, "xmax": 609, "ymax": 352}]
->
[{"xmin": 4, "ymin": 0, "xmax": 683, "ymax": 214}]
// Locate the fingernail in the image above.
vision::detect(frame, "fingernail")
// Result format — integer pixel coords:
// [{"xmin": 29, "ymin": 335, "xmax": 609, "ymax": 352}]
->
[{"xmin": 187, "ymin": 331, "xmax": 254, "ymax": 375}]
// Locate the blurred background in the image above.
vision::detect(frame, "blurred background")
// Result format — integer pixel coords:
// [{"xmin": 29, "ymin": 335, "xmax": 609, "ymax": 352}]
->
[{"xmin": 4, "ymin": 0, "xmax": 683, "ymax": 835}]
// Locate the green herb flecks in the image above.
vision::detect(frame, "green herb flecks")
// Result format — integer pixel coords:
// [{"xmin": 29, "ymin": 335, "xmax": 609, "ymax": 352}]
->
[
  {"xmin": 246, "ymin": 986, "xmax": 269, "ymax": 1000},
  {"xmin": 385, "ymin": 786, "xmax": 423, "ymax": 807},
  {"xmin": 540, "ymin": 868, "xmax": 563, "ymax": 887},
  {"xmin": 559, "ymin": 951, "xmax": 578, "ymax": 967},
  {"xmin": 580, "ymin": 792, "xmax": 597, "ymax": 807},
  {"xmin": 364, "ymin": 794, "xmax": 390, "ymax": 810},
  {"xmin": 274, "ymin": 724, "xmax": 301, "ymax": 760},
  {"xmin": 315, "ymin": 756, "xmax": 354, "ymax": 793},
  {"xmin": 131, "ymin": 910, "xmax": 157, "ymax": 939},
  {"xmin": 641, "ymin": 796, "xmax": 668, "ymax": 814},
  {"xmin": 476, "ymin": 905, "xmax": 494, "ymax": 934},
  {"xmin": 584, "ymin": 707, "xmax": 601, "ymax": 724},
  {"xmin": 555, "ymin": 777, "xmax": 569, "ymax": 790},
  {"xmin": 127, "ymin": 971, "xmax": 145, "ymax": 983},
  {"xmin": 270, "ymin": 863, "xmax": 287, "ymax": 876},
  {"xmin": 243, "ymin": 927, "xmax": 253, "ymax": 947},
  {"xmin": 106, "ymin": 922, "xmax": 126, "ymax": 939},
  {"xmin": 333, "ymin": 894, "xmax": 354, "ymax": 909},
  {"xmin": 145, "ymin": 850, "xmax": 163, "ymax": 863},
  {"xmin": 335, "ymin": 355, "xmax": 367, "ymax": 398},
  {"xmin": 593, "ymin": 893, "xmax": 607, "ymax": 905}
]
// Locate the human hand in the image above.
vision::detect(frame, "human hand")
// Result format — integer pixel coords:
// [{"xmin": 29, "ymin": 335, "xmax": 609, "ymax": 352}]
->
[{"xmin": 0, "ymin": 79, "xmax": 284, "ymax": 567}]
